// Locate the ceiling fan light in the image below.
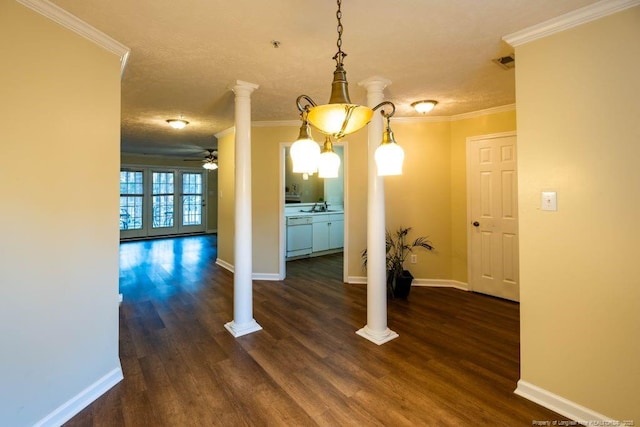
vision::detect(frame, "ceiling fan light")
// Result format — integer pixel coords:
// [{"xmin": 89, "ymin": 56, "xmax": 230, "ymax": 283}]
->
[
  {"xmin": 375, "ymin": 127, "xmax": 404, "ymax": 176},
  {"xmin": 318, "ymin": 137, "xmax": 341, "ymax": 178},
  {"xmin": 411, "ymin": 100, "xmax": 438, "ymax": 114},
  {"xmin": 166, "ymin": 119, "xmax": 189, "ymax": 129},
  {"xmin": 290, "ymin": 120, "xmax": 320, "ymax": 174},
  {"xmin": 202, "ymin": 161, "xmax": 218, "ymax": 170}
]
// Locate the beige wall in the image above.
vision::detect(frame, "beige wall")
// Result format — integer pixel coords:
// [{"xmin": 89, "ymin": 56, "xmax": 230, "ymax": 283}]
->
[
  {"xmin": 383, "ymin": 120, "xmax": 453, "ymax": 280},
  {"xmin": 450, "ymin": 111, "xmax": 517, "ymax": 282},
  {"xmin": 218, "ymin": 112, "xmax": 514, "ymax": 282},
  {"xmin": 516, "ymin": 7, "xmax": 640, "ymax": 420},
  {"xmin": 218, "ymin": 110, "xmax": 516, "ymax": 282},
  {"xmin": 217, "ymin": 131, "xmax": 236, "ymax": 265},
  {"xmin": 120, "ymin": 154, "xmax": 219, "ymax": 232},
  {"xmin": 0, "ymin": 1, "xmax": 123, "ymax": 425}
]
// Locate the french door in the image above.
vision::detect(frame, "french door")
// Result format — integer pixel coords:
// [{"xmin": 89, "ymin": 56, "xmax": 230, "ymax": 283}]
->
[{"xmin": 120, "ymin": 168, "xmax": 206, "ymax": 239}]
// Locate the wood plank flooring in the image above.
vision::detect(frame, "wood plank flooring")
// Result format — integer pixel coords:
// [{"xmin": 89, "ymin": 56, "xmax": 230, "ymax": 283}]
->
[{"xmin": 65, "ymin": 234, "xmax": 566, "ymax": 426}]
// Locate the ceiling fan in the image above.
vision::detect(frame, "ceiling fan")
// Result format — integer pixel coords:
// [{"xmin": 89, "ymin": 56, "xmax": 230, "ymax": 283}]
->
[{"xmin": 185, "ymin": 149, "xmax": 218, "ymax": 170}]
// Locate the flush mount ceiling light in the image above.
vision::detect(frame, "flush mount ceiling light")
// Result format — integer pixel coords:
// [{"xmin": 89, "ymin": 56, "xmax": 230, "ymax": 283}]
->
[
  {"xmin": 411, "ymin": 100, "xmax": 438, "ymax": 114},
  {"xmin": 166, "ymin": 118, "xmax": 189, "ymax": 129},
  {"xmin": 292, "ymin": 0, "xmax": 403, "ymax": 177}
]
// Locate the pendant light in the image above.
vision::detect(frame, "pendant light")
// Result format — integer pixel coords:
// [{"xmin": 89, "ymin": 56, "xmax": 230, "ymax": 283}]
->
[
  {"xmin": 294, "ymin": 0, "xmax": 403, "ymax": 176},
  {"xmin": 318, "ymin": 136, "xmax": 341, "ymax": 178},
  {"xmin": 290, "ymin": 111, "xmax": 320, "ymax": 174},
  {"xmin": 375, "ymin": 106, "xmax": 404, "ymax": 176}
]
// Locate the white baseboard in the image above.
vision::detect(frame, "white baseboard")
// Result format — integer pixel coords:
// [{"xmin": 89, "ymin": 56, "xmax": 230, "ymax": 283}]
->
[
  {"xmin": 514, "ymin": 380, "xmax": 615, "ymax": 424},
  {"xmin": 346, "ymin": 276, "xmax": 468, "ymax": 291},
  {"xmin": 34, "ymin": 366, "xmax": 123, "ymax": 427},
  {"xmin": 215, "ymin": 259, "xmax": 283, "ymax": 281},
  {"xmin": 412, "ymin": 279, "xmax": 469, "ymax": 291},
  {"xmin": 252, "ymin": 273, "xmax": 282, "ymax": 281},
  {"xmin": 215, "ymin": 258, "xmax": 234, "ymax": 272}
]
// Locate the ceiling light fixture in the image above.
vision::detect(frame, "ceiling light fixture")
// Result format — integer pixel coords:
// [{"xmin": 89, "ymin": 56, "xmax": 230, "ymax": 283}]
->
[
  {"xmin": 202, "ymin": 160, "xmax": 218, "ymax": 170},
  {"xmin": 292, "ymin": 0, "xmax": 403, "ymax": 176},
  {"xmin": 166, "ymin": 118, "xmax": 189, "ymax": 129},
  {"xmin": 411, "ymin": 100, "xmax": 438, "ymax": 114}
]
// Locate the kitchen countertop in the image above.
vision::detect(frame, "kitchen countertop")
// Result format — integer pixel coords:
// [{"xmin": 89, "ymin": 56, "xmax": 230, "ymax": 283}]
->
[
  {"xmin": 285, "ymin": 202, "xmax": 344, "ymax": 217},
  {"xmin": 286, "ymin": 210, "xmax": 344, "ymax": 217}
]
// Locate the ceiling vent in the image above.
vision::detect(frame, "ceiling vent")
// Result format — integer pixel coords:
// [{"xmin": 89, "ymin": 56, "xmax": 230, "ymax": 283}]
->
[{"xmin": 493, "ymin": 53, "xmax": 515, "ymax": 70}]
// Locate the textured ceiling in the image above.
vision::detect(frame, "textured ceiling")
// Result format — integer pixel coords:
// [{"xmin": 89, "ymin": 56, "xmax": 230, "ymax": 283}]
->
[{"xmin": 50, "ymin": 0, "xmax": 600, "ymax": 157}]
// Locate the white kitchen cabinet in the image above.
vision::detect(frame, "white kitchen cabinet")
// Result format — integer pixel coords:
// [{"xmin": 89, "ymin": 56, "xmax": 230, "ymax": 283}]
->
[{"xmin": 312, "ymin": 214, "xmax": 344, "ymax": 252}]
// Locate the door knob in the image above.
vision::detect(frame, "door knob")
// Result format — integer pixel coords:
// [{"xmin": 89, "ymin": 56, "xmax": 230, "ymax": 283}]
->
[{"xmin": 472, "ymin": 221, "xmax": 480, "ymax": 227}]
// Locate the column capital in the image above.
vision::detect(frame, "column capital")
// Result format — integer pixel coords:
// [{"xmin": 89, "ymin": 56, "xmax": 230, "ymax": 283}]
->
[
  {"xmin": 230, "ymin": 80, "xmax": 259, "ymax": 97},
  {"xmin": 358, "ymin": 76, "xmax": 392, "ymax": 93}
]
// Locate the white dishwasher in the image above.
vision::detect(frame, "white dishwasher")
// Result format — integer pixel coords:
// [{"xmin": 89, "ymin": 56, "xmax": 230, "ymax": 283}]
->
[{"xmin": 286, "ymin": 216, "xmax": 313, "ymax": 258}]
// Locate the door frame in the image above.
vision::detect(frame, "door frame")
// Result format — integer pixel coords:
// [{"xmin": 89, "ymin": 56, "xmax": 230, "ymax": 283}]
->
[
  {"xmin": 279, "ymin": 141, "xmax": 348, "ymax": 282},
  {"xmin": 465, "ymin": 131, "xmax": 517, "ymax": 296},
  {"xmin": 120, "ymin": 165, "xmax": 208, "ymax": 239}
]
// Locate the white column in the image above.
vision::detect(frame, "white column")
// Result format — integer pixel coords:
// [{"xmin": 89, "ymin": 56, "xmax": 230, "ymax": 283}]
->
[
  {"xmin": 225, "ymin": 80, "xmax": 262, "ymax": 338},
  {"xmin": 356, "ymin": 76, "xmax": 398, "ymax": 345}
]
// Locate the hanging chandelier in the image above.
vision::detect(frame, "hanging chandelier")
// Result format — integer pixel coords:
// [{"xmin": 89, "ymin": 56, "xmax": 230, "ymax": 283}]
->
[{"xmin": 291, "ymin": 0, "xmax": 404, "ymax": 177}]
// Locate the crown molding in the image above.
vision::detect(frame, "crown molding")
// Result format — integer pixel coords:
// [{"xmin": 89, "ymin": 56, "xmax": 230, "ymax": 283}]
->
[
  {"xmin": 504, "ymin": 0, "xmax": 640, "ymax": 47},
  {"xmin": 450, "ymin": 103, "xmax": 516, "ymax": 121},
  {"xmin": 391, "ymin": 115, "xmax": 451, "ymax": 124},
  {"xmin": 252, "ymin": 120, "xmax": 300, "ymax": 128},
  {"xmin": 215, "ymin": 104, "xmax": 516, "ymax": 135},
  {"xmin": 214, "ymin": 126, "xmax": 235, "ymax": 139},
  {"xmin": 16, "ymin": 0, "xmax": 130, "ymax": 78}
]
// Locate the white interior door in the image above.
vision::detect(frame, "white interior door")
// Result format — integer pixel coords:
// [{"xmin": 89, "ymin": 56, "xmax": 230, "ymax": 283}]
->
[{"xmin": 467, "ymin": 132, "xmax": 519, "ymax": 301}]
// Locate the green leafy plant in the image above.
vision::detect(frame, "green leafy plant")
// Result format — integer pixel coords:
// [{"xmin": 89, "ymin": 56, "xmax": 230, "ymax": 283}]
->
[{"xmin": 362, "ymin": 226, "xmax": 435, "ymax": 297}]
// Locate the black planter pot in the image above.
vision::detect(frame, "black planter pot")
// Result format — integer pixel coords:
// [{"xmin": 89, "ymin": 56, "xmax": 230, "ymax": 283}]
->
[{"xmin": 393, "ymin": 270, "xmax": 414, "ymax": 299}]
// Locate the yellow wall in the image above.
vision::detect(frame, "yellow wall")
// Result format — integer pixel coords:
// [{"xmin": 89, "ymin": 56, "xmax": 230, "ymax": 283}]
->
[
  {"xmin": 383, "ymin": 120, "xmax": 453, "ymax": 280},
  {"xmin": 515, "ymin": 7, "xmax": 640, "ymax": 420},
  {"xmin": 450, "ymin": 111, "xmax": 517, "ymax": 282},
  {"xmin": 120, "ymin": 154, "xmax": 219, "ymax": 232},
  {"xmin": 217, "ymin": 131, "xmax": 236, "ymax": 265},
  {"xmin": 218, "ymin": 112, "xmax": 515, "ymax": 281},
  {"xmin": 0, "ymin": 1, "xmax": 123, "ymax": 424}
]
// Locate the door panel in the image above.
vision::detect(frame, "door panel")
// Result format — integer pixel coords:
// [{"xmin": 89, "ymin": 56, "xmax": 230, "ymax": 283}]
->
[
  {"xmin": 468, "ymin": 133, "xmax": 519, "ymax": 301},
  {"xmin": 179, "ymin": 172, "xmax": 206, "ymax": 233}
]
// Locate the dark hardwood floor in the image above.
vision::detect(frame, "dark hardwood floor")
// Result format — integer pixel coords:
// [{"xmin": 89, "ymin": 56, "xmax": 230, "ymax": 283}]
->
[{"xmin": 65, "ymin": 234, "xmax": 565, "ymax": 426}]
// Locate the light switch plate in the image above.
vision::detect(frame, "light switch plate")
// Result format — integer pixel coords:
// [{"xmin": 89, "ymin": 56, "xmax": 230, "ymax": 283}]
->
[{"xmin": 541, "ymin": 191, "xmax": 557, "ymax": 211}]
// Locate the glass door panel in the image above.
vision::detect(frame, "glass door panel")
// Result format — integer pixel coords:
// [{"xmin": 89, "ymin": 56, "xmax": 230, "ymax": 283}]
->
[
  {"xmin": 149, "ymin": 171, "xmax": 177, "ymax": 236},
  {"xmin": 120, "ymin": 170, "xmax": 146, "ymax": 239},
  {"xmin": 180, "ymin": 172, "xmax": 206, "ymax": 233}
]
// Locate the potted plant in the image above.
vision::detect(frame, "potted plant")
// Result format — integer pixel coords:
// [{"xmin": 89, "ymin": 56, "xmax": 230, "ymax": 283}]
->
[{"xmin": 362, "ymin": 227, "xmax": 435, "ymax": 299}]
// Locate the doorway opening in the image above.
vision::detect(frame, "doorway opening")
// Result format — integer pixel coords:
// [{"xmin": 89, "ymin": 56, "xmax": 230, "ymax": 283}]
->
[{"xmin": 279, "ymin": 142, "xmax": 349, "ymax": 282}]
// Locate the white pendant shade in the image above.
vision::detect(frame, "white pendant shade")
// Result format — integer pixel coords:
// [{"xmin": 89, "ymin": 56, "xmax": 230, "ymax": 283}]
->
[
  {"xmin": 290, "ymin": 137, "xmax": 320, "ymax": 174},
  {"xmin": 375, "ymin": 141, "xmax": 404, "ymax": 176},
  {"xmin": 318, "ymin": 150, "xmax": 341, "ymax": 178}
]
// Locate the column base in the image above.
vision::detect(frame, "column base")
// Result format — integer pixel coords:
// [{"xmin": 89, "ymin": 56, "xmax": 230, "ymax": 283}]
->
[
  {"xmin": 224, "ymin": 319, "xmax": 262, "ymax": 337},
  {"xmin": 356, "ymin": 325, "xmax": 399, "ymax": 345}
]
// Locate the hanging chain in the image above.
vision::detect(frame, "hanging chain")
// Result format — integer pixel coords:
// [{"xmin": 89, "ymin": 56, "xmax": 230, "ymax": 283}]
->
[{"xmin": 333, "ymin": 0, "xmax": 346, "ymax": 66}]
